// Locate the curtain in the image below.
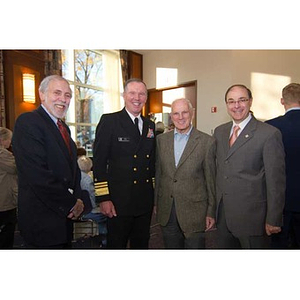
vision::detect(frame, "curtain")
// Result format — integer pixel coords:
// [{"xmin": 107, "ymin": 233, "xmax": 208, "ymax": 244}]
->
[
  {"xmin": 120, "ymin": 50, "xmax": 129, "ymax": 89},
  {"xmin": 0, "ymin": 50, "xmax": 6, "ymax": 127},
  {"xmin": 44, "ymin": 50, "xmax": 62, "ymax": 76},
  {"xmin": 103, "ymin": 50, "xmax": 123, "ymax": 113}
]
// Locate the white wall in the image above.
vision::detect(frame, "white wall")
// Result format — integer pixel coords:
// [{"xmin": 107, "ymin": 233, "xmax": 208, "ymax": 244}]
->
[{"xmin": 138, "ymin": 50, "xmax": 300, "ymax": 135}]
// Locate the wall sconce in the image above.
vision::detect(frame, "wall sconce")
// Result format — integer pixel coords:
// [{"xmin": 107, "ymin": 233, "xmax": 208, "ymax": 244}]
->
[{"xmin": 22, "ymin": 73, "xmax": 36, "ymax": 103}]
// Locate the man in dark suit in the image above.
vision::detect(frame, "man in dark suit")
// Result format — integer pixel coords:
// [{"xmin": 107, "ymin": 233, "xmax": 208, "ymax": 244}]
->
[
  {"xmin": 93, "ymin": 78, "xmax": 155, "ymax": 249},
  {"xmin": 12, "ymin": 75, "xmax": 85, "ymax": 248},
  {"xmin": 214, "ymin": 84, "xmax": 286, "ymax": 248},
  {"xmin": 266, "ymin": 83, "xmax": 300, "ymax": 248},
  {"xmin": 155, "ymin": 98, "xmax": 216, "ymax": 249}
]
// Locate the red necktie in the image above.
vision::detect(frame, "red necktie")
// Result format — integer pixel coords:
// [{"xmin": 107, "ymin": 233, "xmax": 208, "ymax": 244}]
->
[
  {"xmin": 229, "ymin": 125, "xmax": 240, "ymax": 147},
  {"xmin": 57, "ymin": 119, "xmax": 71, "ymax": 154}
]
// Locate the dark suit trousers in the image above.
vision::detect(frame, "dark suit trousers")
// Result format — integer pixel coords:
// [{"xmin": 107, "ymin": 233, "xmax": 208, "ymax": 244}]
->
[
  {"xmin": 0, "ymin": 208, "xmax": 17, "ymax": 249},
  {"xmin": 161, "ymin": 202, "xmax": 205, "ymax": 249},
  {"xmin": 106, "ymin": 211, "xmax": 152, "ymax": 249},
  {"xmin": 271, "ymin": 211, "xmax": 300, "ymax": 249},
  {"xmin": 217, "ymin": 200, "xmax": 270, "ymax": 249}
]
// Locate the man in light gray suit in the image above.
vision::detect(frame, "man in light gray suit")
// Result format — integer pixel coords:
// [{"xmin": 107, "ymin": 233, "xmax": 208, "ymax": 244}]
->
[
  {"xmin": 155, "ymin": 98, "xmax": 216, "ymax": 249},
  {"xmin": 214, "ymin": 84, "xmax": 286, "ymax": 248}
]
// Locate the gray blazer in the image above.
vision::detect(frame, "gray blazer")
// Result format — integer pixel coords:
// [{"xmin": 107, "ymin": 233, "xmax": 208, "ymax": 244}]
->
[
  {"xmin": 214, "ymin": 116, "xmax": 286, "ymax": 236},
  {"xmin": 155, "ymin": 128, "xmax": 216, "ymax": 234}
]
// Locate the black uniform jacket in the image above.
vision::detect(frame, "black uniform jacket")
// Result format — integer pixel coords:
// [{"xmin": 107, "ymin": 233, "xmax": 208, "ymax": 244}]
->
[{"xmin": 93, "ymin": 108, "xmax": 156, "ymax": 216}]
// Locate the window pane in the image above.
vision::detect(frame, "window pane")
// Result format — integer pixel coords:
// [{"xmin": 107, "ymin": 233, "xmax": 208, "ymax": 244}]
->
[
  {"xmin": 77, "ymin": 124, "xmax": 96, "ymax": 156},
  {"xmin": 75, "ymin": 86, "xmax": 104, "ymax": 124},
  {"xmin": 61, "ymin": 50, "xmax": 75, "ymax": 81},
  {"xmin": 75, "ymin": 50, "xmax": 103, "ymax": 86}
]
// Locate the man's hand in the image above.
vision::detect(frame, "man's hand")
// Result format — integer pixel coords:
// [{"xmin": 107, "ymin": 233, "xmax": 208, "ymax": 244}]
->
[
  {"xmin": 265, "ymin": 223, "xmax": 281, "ymax": 236},
  {"xmin": 100, "ymin": 200, "xmax": 117, "ymax": 218},
  {"xmin": 205, "ymin": 216, "xmax": 216, "ymax": 232},
  {"xmin": 67, "ymin": 199, "xmax": 84, "ymax": 220}
]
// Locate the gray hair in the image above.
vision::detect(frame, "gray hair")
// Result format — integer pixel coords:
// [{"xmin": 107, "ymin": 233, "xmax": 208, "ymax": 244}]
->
[
  {"xmin": 0, "ymin": 127, "xmax": 12, "ymax": 146},
  {"xmin": 39, "ymin": 75, "xmax": 71, "ymax": 95},
  {"xmin": 171, "ymin": 98, "xmax": 194, "ymax": 112}
]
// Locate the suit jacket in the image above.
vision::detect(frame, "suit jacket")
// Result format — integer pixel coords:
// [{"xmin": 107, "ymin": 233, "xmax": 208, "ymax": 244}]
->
[
  {"xmin": 155, "ymin": 128, "xmax": 216, "ymax": 234},
  {"xmin": 93, "ymin": 108, "xmax": 155, "ymax": 216},
  {"xmin": 266, "ymin": 109, "xmax": 300, "ymax": 212},
  {"xmin": 12, "ymin": 106, "xmax": 87, "ymax": 247},
  {"xmin": 214, "ymin": 116, "xmax": 286, "ymax": 236}
]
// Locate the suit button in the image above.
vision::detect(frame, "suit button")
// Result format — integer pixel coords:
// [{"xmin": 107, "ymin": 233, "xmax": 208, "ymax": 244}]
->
[
  {"xmin": 133, "ymin": 180, "xmax": 137, "ymax": 184},
  {"xmin": 134, "ymin": 155, "xmax": 137, "ymax": 158},
  {"xmin": 146, "ymin": 155, "xmax": 150, "ymax": 158},
  {"xmin": 133, "ymin": 168, "xmax": 137, "ymax": 171},
  {"xmin": 173, "ymin": 179, "xmax": 177, "ymax": 182}
]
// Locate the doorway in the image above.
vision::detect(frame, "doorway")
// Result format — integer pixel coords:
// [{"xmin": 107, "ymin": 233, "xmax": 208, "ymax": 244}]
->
[{"xmin": 147, "ymin": 80, "xmax": 197, "ymax": 129}]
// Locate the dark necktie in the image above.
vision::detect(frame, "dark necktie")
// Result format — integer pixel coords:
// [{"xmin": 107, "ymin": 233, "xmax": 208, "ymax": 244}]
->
[
  {"xmin": 57, "ymin": 119, "xmax": 71, "ymax": 154},
  {"xmin": 134, "ymin": 117, "xmax": 140, "ymax": 135}
]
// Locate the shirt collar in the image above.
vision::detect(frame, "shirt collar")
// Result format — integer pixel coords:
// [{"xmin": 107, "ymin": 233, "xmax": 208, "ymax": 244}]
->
[
  {"xmin": 41, "ymin": 104, "xmax": 59, "ymax": 125},
  {"xmin": 286, "ymin": 107, "xmax": 300, "ymax": 113},
  {"xmin": 125, "ymin": 108, "xmax": 141, "ymax": 123},
  {"xmin": 174, "ymin": 125, "xmax": 193, "ymax": 136},
  {"xmin": 232, "ymin": 113, "xmax": 252, "ymax": 132}
]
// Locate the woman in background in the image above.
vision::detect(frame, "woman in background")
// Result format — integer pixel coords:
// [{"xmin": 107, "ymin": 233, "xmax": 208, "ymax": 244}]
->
[{"xmin": 0, "ymin": 127, "xmax": 18, "ymax": 248}]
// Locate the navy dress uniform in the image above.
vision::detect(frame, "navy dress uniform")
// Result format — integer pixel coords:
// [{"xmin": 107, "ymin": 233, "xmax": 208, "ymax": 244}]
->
[{"xmin": 93, "ymin": 108, "xmax": 155, "ymax": 248}]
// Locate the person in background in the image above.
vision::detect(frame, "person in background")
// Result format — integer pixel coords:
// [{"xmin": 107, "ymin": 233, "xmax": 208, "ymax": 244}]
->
[
  {"xmin": 93, "ymin": 78, "xmax": 155, "ymax": 249},
  {"xmin": 77, "ymin": 155, "xmax": 107, "ymax": 247},
  {"xmin": 77, "ymin": 147, "xmax": 87, "ymax": 158},
  {"xmin": 12, "ymin": 75, "xmax": 88, "ymax": 249},
  {"xmin": 0, "ymin": 127, "xmax": 18, "ymax": 248},
  {"xmin": 155, "ymin": 121, "xmax": 165, "ymax": 135},
  {"xmin": 214, "ymin": 84, "xmax": 286, "ymax": 249},
  {"xmin": 266, "ymin": 83, "xmax": 300, "ymax": 248},
  {"xmin": 155, "ymin": 98, "xmax": 216, "ymax": 248}
]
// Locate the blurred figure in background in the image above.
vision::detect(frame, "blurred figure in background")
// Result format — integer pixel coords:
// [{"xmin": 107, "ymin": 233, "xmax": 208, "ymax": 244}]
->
[
  {"xmin": 0, "ymin": 127, "xmax": 18, "ymax": 248},
  {"xmin": 78, "ymin": 155, "xmax": 107, "ymax": 247},
  {"xmin": 155, "ymin": 121, "xmax": 165, "ymax": 136}
]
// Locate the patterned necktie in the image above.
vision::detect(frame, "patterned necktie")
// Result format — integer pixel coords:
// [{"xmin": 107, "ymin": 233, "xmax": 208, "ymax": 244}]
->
[
  {"xmin": 134, "ymin": 117, "xmax": 140, "ymax": 135},
  {"xmin": 57, "ymin": 119, "xmax": 71, "ymax": 154},
  {"xmin": 229, "ymin": 125, "xmax": 240, "ymax": 147}
]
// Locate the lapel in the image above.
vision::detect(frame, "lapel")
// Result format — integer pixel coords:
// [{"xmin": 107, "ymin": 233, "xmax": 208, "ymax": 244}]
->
[
  {"xmin": 119, "ymin": 108, "xmax": 141, "ymax": 141},
  {"xmin": 176, "ymin": 128, "xmax": 199, "ymax": 169},
  {"xmin": 221, "ymin": 122, "xmax": 232, "ymax": 155},
  {"xmin": 119, "ymin": 108, "xmax": 154, "ymax": 153},
  {"xmin": 162, "ymin": 131, "xmax": 176, "ymax": 170},
  {"xmin": 227, "ymin": 117, "xmax": 257, "ymax": 159},
  {"xmin": 36, "ymin": 106, "xmax": 74, "ymax": 164}
]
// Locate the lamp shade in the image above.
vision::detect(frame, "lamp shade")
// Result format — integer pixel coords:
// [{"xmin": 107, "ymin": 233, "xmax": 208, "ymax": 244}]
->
[{"xmin": 23, "ymin": 73, "xmax": 35, "ymax": 103}]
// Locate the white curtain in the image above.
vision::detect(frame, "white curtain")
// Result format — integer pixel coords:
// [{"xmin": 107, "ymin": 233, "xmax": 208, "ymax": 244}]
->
[{"xmin": 103, "ymin": 50, "xmax": 123, "ymax": 113}]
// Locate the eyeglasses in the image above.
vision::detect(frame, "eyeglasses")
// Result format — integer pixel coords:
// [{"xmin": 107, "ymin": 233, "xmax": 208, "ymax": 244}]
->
[{"xmin": 226, "ymin": 98, "xmax": 249, "ymax": 106}]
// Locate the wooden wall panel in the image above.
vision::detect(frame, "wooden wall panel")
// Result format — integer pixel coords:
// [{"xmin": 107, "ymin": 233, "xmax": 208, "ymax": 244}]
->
[
  {"xmin": 128, "ymin": 51, "xmax": 143, "ymax": 80},
  {"xmin": 3, "ymin": 50, "xmax": 45, "ymax": 130}
]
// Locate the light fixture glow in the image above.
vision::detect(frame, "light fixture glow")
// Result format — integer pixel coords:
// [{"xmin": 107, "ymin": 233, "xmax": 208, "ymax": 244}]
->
[{"xmin": 23, "ymin": 73, "xmax": 36, "ymax": 103}]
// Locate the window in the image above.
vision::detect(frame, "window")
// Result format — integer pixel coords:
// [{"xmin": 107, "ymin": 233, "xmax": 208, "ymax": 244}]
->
[{"xmin": 61, "ymin": 49, "xmax": 123, "ymax": 156}]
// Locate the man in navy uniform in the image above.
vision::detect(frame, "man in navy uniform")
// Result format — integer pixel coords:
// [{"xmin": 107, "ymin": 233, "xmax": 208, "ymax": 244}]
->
[{"xmin": 93, "ymin": 78, "xmax": 155, "ymax": 249}]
